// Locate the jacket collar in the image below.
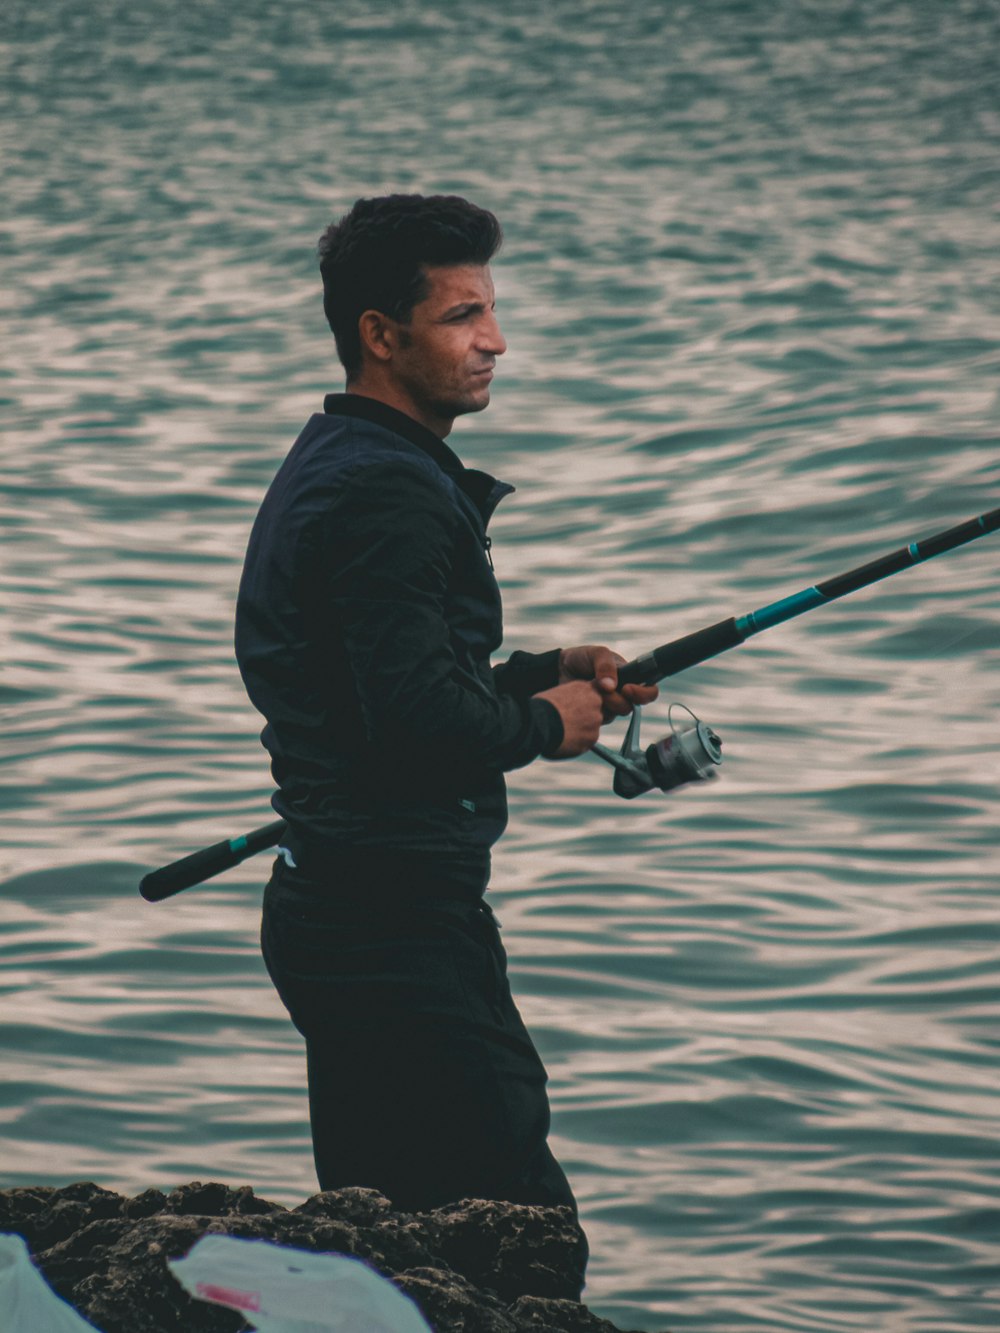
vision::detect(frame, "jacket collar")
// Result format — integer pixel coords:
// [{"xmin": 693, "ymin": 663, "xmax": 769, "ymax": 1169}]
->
[
  {"xmin": 323, "ymin": 392, "xmax": 465, "ymax": 475},
  {"xmin": 322, "ymin": 391, "xmax": 514, "ymax": 523}
]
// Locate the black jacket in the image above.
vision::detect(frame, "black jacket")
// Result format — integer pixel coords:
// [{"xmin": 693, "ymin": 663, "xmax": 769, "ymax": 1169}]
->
[{"xmin": 235, "ymin": 394, "xmax": 563, "ymax": 883}]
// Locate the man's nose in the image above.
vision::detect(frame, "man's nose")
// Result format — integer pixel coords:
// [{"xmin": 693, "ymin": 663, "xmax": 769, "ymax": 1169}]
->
[{"xmin": 482, "ymin": 311, "xmax": 507, "ymax": 356}]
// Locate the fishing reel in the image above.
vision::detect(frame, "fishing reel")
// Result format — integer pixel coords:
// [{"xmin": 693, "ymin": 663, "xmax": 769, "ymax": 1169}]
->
[{"xmin": 592, "ymin": 703, "xmax": 722, "ymax": 800}]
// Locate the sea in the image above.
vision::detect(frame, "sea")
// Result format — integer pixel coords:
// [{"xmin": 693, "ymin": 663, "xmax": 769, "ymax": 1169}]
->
[{"xmin": 2, "ymin": 2, "xmax": 999, "ymax": 1329}]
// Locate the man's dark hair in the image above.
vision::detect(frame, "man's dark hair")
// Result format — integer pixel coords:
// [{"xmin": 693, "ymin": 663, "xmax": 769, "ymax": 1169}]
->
[{"xmin": 317, "ymin": 194, "xmax": 503, "ymax": 380}]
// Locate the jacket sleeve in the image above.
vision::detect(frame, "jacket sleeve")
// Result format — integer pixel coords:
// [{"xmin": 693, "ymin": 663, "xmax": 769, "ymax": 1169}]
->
[
  {"xmin": 323, "ymin": 461, "xmax": 561, "ymax": 769},
  {"xmin": 493, "ymin": 648, "xmax": 562, "ymax": 699}
]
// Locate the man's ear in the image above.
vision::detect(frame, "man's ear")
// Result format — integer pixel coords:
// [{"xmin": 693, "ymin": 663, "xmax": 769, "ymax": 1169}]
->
[{"xmin": 357, "ymin": 309, "xmax": 396, "ymax": 364}]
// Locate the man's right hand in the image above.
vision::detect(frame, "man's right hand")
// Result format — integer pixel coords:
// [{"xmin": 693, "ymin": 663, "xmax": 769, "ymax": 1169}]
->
[{"xmin": 534, "ymin": 680, "xmax": 606, "ymax": 758}]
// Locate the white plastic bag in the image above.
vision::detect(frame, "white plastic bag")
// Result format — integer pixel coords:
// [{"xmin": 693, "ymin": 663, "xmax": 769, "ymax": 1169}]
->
[
  {"xmin": 169, "ymin": 1233, "xmax": 432, "ymax": 1333},
  {"xmin": 0, "ymin": 1233, "xmax": 102, "ymax": 1331}
]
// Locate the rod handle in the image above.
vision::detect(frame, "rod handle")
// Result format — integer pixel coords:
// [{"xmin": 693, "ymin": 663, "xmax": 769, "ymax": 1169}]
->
[
  {"xmin": 617, "ymin": 617, "xmax": 745, "ymax": 687},
  {"xmin": 139, "ymin": 820, "xmax": 287, "ymax": 901}
]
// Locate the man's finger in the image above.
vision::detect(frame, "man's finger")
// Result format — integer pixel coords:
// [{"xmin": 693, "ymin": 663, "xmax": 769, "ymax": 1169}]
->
[
  {"xmin": 622, "ymin": 682, "xmax": 659, "ymax": 706},
  {"xmin": 597, "ymin": 681, "xmax": 660, "ymax": 720},
  {"xmin": 592, "ymin": 650, "xmax": 623, "ymax": 693}
]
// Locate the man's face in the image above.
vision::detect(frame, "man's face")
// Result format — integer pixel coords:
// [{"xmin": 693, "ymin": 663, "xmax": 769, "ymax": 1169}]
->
[{"xmin": 389, "ymin": 263, "xmax": 506, "ymax": 432}]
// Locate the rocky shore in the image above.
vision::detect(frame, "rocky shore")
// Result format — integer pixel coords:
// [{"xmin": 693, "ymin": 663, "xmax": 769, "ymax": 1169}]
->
[{"xmin": 0, "ymin": 1180, "xmax": 648, "ymax": 1332}]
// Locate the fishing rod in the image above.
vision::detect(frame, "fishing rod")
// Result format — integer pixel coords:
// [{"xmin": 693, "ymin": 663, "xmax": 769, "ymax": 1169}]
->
[
  {"xmin": 616, "ymin": 506, "xmax": 1000, "ymax": 687},
  {"xmin": 139, "ymin": 505, "xmax": 1000, "ymax": 903},
  {"xmin": 140, "ymin": 820, "xmax": 289, "ymax": 903}
]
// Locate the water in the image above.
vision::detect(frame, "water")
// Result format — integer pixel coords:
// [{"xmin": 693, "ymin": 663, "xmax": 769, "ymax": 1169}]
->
[{"xmin": 3, "ymin": 1, "xmax": 1000, "ymax": 1328}]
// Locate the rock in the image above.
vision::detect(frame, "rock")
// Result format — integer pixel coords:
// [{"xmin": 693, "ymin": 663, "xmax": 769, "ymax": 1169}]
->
[
  {"xmin": 425, "ymin": 1198, "xmax": 588, "ymax": 1304},
  {"xmin": 72, "ymin": 1216, "xmax": 246, "ymax": 1333},
  {"xmin": 0, "ymin": 1182, "xmax": 127, "ymax": 1254},
  {"xmin": 0, "ymin": 1180, "xmax": 650, "ymax": 1332},
  {"xmin": 293, "ymin": 1185, "xmax": 394, "ymax": 1227},
  {"xmin": 510, "ymin": 1295, "xmax": 635, "ymax": 1331},
  {"xmin": 122, "ymin": 1188, "xmax": 169, "ymax": 1220},
  {"xmin": 394, "ymin": 1267, "xmax": 519, "ymax": 1332},
  {"xmin": 294, "ymin": 1186, "xmax": 439, "ymax": 1272},
  {"xmin": 160, "ymin": 1182, "xmax": 284, "ymax": 1218},
  {"xmin": 28, "ymin": 1216, "xmax": 137, "ymax": 1297}
]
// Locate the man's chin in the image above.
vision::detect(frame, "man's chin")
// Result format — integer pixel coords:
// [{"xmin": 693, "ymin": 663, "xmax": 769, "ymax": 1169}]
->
[{"xmin": 442, "ymin": 389, "xmax": 491, "ymax": 419}]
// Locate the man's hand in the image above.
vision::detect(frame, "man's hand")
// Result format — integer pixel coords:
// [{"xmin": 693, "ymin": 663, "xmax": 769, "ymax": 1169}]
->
[
  {"xmin": 558, "ymin": 644, "xmax": 659, "ymax": 720},
  {"xmin": 533, "ymin": 679, "xmax": 606, "ymax": 757},
  {"xmin": 534, "ymin": 645, "xmax": 660, "ymax": 758}
]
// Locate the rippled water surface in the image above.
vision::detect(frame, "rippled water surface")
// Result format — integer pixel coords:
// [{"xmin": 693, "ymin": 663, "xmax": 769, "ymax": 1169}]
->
[{"xmin": 3, "ymin": 2, "xmax": 1000, "ymax": 1328}]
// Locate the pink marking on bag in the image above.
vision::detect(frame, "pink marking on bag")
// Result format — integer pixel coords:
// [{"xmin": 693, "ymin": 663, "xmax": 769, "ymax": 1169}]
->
[{"xmin": 195, "ymin": 1281, "xmax": 263, "ymax": 1312}]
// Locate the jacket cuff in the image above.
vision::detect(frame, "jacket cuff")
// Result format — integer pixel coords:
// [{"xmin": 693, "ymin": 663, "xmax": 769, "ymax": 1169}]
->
[
  {"xmin": 493, "ymin": 647, "xmax": 563, "ymax": 700},
  {"xmin": 530, "ymin": 697, "xmax": 564, "ymax": 758}
]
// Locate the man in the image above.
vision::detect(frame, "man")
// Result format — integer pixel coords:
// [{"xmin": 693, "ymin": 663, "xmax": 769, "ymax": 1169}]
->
[{"xmin": 235, "ymin": 195, "xmax": 657, "ymax": 1231}]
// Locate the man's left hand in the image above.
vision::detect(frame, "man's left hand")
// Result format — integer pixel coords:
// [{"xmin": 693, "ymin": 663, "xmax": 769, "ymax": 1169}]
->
[{"xmin": 558, "ymin": 645, "xmax": 659, "ymax": 720}]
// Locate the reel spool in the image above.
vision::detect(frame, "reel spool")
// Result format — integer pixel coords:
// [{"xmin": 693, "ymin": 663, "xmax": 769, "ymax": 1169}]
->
[{"xmin": 592, "ymin": 703, "xmax": 722, "ymax": 800}]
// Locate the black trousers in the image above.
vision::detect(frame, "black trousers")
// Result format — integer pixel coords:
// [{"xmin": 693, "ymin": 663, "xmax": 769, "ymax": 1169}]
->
[{"xmin": 261, "ymin": 858, "xmax": 582, "ymax": 1227}]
